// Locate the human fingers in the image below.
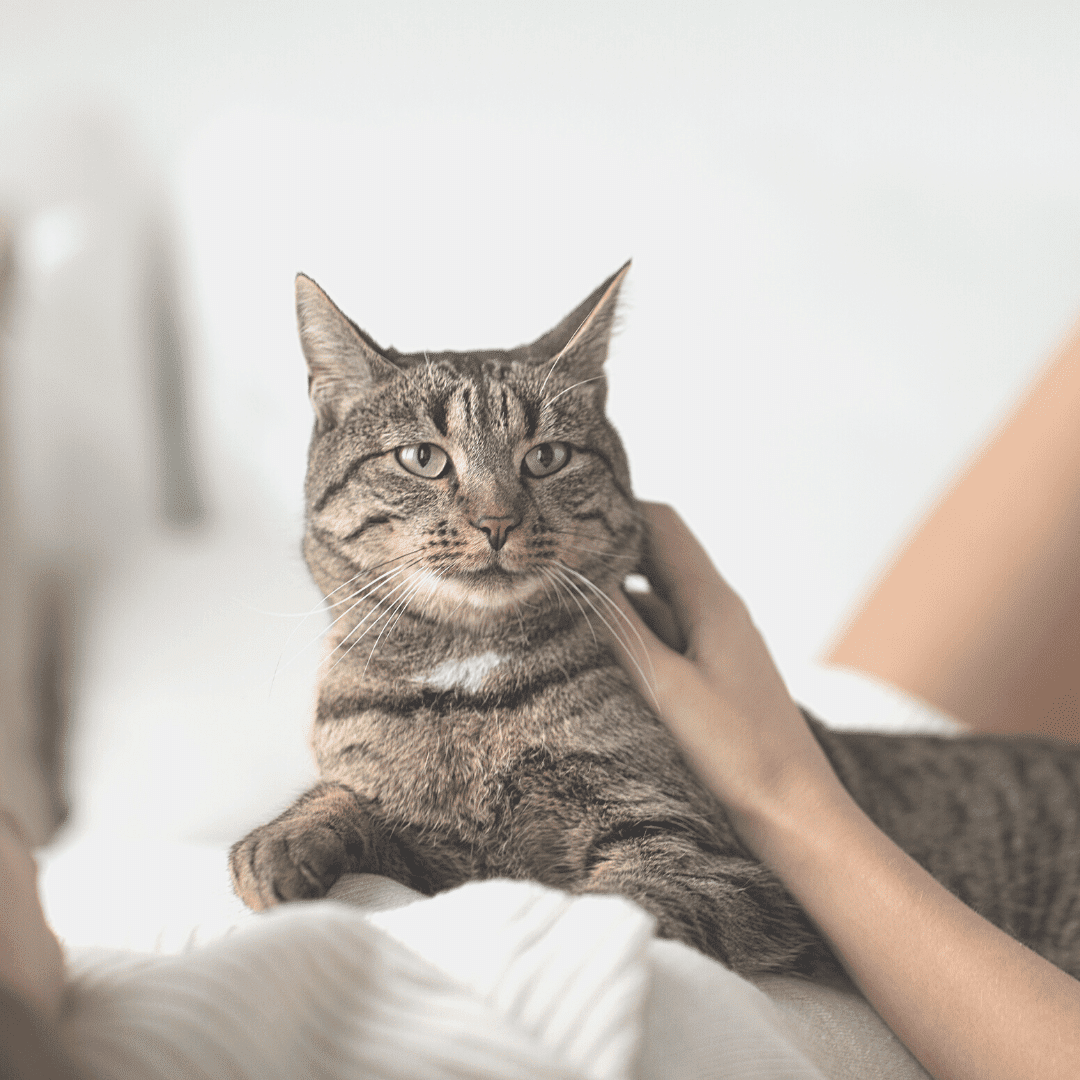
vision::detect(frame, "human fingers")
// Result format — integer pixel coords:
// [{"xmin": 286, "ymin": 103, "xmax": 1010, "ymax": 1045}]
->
[
  {"xmin": 637, "ymin": 503, "xmax": 748, "ymax": 655},
  {"xmin": 603, "ymin": 585, "xmax": 693, "ymax": 710},
  {"xmin": 624, "ymin": 582, "xmax": 686, "ymax": 653},
  {"xmin": 606, "ymin": 584, "xmax": 791, "ymax": 818}
]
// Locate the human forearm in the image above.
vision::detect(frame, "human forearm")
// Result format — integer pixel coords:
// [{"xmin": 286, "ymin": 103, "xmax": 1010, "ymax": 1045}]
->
[
  {"xmin": 746, "ymin": 784, "xmax": 1080, "ymax": 1080},
  {"xmin": 610, "ymin": 503, "xmax": 1080, "ymax": 1080}
]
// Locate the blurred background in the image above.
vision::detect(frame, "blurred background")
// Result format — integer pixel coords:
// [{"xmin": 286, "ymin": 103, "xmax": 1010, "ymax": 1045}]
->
[{"xmin": 2, "ymin": 0, "xmax": 1080, "ymax": 949}]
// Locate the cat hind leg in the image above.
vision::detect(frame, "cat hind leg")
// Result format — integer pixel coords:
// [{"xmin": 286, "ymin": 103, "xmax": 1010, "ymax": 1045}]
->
[{"xmin": 575, "ymin": 833, "xmax": 828, "ymax": 976}]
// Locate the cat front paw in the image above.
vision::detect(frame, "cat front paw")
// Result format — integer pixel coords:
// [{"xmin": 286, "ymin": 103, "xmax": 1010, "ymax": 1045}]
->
[{"xmin": 229, "ymin": 817, "xmax": 353, "ymax": 911}]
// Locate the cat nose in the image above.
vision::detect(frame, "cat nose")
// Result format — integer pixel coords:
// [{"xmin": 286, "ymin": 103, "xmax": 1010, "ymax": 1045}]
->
[{"xmin": 473, "ymin": 515, "xmax": 520, "ymax": 551}]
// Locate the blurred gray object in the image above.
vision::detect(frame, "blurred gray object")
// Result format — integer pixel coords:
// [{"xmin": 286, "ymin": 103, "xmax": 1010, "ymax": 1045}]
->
[
  {"xmin": 0, "ymin": 214, "xmax": 68, "ymax": 845},
  {"xmin": 0, "ymin": 111, "xmax": 202, "ymax": 556},
  {"xmin": 0, "ymin": 112, "xmax": 203, "ymax": 845}
]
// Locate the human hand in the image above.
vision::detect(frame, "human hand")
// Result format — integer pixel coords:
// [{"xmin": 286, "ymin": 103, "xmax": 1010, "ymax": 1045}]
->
[
  {"xmin": 608, "ymin": 503, "xmax": 850, "ymax": 855},
  {"xmin": 611, "ymin": 506, "xmax": 1080, "ymax": 1080},
  {"xmin": 0, "ymin": 809, "xmax": 65, "ymax": 1017}
]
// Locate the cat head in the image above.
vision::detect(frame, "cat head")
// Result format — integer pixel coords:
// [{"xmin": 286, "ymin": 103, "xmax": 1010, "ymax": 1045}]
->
[{"xmin": 297, "ymin": 264, "xmax": 640, "ymax": 629}]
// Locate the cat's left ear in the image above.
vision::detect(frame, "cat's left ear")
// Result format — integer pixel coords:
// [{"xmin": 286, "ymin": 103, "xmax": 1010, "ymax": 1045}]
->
[
  {"xmin": 528, "ymin": 259, "xmax": 631, "ymax": 381},
  {"xmin": 296, "ymin": 274, "xmax": 401, "ymax": 431}
]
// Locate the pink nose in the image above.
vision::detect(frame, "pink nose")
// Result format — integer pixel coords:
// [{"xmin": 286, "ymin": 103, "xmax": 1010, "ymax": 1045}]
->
[{"xmin": 474, "ymin": 516, "xmax": 519, "ymax": 551}]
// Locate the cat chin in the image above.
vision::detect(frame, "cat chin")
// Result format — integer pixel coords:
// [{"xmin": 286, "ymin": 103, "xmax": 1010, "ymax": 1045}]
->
[{"xmin": 421, "ymin": 569, "xmax": 547, "ymax": 623}]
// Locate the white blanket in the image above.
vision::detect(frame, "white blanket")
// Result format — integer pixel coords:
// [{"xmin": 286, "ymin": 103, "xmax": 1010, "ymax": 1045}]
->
[{"xmin": 60, "ymin": 874, "xmax": 929, "ymax": 1080}]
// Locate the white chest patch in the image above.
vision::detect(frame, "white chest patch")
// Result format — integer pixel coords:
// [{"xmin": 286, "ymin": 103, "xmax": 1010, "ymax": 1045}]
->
[{"xmin": 414, "ymin": 651, "xmax": 507, "ymax": 694}]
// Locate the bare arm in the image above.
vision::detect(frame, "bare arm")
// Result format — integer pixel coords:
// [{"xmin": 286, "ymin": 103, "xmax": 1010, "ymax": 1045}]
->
[
  {"xmin": 609, "ymin": 503, "xmax": 1080, "ymax": 1080},
  {"xmin": 827, "ymin": 321, "xmax": 1080, "ymax": 740}
]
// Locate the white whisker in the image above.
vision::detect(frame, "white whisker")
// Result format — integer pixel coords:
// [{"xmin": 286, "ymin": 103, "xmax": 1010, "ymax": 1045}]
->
[
  {"xmin": 324, "ymin": 570, "xmax": 425, "ymax": 673},
  {"xmin": 550, "ymin": 566, "xmax": 598, "ymax": 648},
  {"xmin": 361, "ymin": 574, "xmax": 429, "ymax": 681},
  {"xmin": 559, "ymin": 540, "xmax": 636, "ymax": 562},
  {"xmin": 551, "ymin": 564, "xmax": 659, "ymax": 710},
  {"xmin": 287, "ymin": 562, "xmax": 415, "ymax": 670},
  {"xmin": 269, "ymin": 559, "xmax": 426, "ymax": 694},
  {"xmin": 556, "ymin": 560, "xmax": 659, "ymax": 702},
  {"xmin": 542, "ymin": 375, "xmax": 606, "ymax": 410},
  {"xmin": 271, "ymin": 545, "xmax": 427, "ymax": 660},
  {"xmin": 324, "ymin": 559, "xmax": 422, "ymax": 615},
  {"xmin": 541, "ymin": 567, "xmax": 572, "ymax": 619}
]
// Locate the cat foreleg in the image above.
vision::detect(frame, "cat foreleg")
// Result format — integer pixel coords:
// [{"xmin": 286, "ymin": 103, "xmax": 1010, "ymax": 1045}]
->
[{"xmin": 229, "ymin": 781, "xmax": 439, "ymax": 910}]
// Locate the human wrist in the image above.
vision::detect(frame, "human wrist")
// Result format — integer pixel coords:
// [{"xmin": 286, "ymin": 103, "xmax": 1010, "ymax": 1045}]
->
[{"xmin": 726, "ymin": 760, "xmax": 864, "ymax": 873}]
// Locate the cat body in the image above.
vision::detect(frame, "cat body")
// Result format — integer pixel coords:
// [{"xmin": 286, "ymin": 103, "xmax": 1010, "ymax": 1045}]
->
[{"xmin": 231, "ymin": 266, "xmax": 1080, "ymax": 977}]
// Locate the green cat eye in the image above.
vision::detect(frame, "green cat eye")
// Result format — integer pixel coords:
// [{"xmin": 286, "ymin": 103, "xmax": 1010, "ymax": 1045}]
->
[
  {"xmin": 396, "ymin": 443, "xmax": 450, "ymax": 479},
  {"xmin": 522, "ymin": 442, "xmax": 570, "ymax": 478}
]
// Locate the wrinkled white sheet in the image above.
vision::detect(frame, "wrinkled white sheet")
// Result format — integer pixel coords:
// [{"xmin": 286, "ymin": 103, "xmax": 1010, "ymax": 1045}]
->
[{"xmin": 60, "ymin": 875, "xmax": 930, "ymax": 1080}]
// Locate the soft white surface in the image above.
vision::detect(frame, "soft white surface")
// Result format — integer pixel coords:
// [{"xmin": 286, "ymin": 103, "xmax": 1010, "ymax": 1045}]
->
[
  {"xmin": 61, "ymin": 876, "xmax": 843, "ymax": 1080},
  {"xmin": 39, "ymin": 838, "xmax": 247, "ymax": 955},
  {"xmin": 364, "ymin": 880, "xmax": 654, "ymax": 1080},
  {"xmin": 62, "ymin": 521, "xmax": 321, "ymax": 846},
  {"xmin": 62, "ymin": 895, "xmax": 579, "ymax": 1080},
  {"xmin": 57, "ymin": 873, "xmax": 934, "ymax": 1080}
]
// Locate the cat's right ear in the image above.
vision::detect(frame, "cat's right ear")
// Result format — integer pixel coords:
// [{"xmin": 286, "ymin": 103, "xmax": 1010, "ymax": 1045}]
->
[{"xmin": 296, "ymin": 274, "xmax": 400, "ymax": 431}]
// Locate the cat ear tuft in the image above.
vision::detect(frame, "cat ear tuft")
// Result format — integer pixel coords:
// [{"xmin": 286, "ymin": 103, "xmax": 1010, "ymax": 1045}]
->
[
  {"xmin": 295, "ymin": 274, "xmax": 400, "ymax": 430},
  {"xmin": 528, "ymin": 260, "xmax": 631, "ymax": 380}
]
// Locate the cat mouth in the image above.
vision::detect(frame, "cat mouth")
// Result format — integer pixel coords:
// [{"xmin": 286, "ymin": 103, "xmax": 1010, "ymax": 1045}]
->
[{"xmin": 463, "ymin": 565, "xmax": 515, "ymax": 584}]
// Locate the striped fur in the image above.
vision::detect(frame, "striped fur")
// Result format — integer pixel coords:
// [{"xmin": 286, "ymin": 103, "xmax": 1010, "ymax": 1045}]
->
[{"xmin": 231, "ymin": 267, "xmax": 1080, "ymax": 977}]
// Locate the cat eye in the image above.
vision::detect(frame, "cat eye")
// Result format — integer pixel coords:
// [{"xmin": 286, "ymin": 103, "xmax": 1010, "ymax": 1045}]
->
[
  {"xmin": 396, "ymin": 443, "xmax": 450, "ymax": 479},
  {"xmin": 522, "ymin": 442, "xmax": 570, "ymax": 478}
]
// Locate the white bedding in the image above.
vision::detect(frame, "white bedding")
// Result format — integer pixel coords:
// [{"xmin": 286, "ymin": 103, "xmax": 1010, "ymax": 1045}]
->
[{"xmin": 58, "ymin": 873, "xmax": 930, "ymax": 1080}]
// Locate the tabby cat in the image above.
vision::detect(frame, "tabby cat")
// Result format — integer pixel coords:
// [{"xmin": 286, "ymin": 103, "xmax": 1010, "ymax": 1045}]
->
[{"xmin": 230, "ymin": 264, "xmax": 1080, "ymax": 977}]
